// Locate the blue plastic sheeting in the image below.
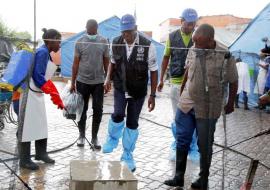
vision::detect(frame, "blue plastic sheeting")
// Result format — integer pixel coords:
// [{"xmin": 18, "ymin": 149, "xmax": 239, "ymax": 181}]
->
[
  {"xmin": 61, "ymin": 16, "xmax": 165, "ymax": 78},
  {"xmin": 230, "ymin": 3, "xmax": 270, "ymax": 105},
  {"xmin": 0, "ymin": 50, "xmax": 33, "ymax": 91}
]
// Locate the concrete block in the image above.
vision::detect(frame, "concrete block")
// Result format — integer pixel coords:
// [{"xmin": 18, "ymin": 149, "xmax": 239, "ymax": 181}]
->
[{"xmin": 70, "ymin": 160, "xmax": 137, "ymax": 190}]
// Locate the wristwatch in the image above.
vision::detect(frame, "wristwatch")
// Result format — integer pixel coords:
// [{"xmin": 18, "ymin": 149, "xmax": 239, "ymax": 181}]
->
[{"xmin": 150, "ymin": 94, "xmax": 156, "ymax": 98}]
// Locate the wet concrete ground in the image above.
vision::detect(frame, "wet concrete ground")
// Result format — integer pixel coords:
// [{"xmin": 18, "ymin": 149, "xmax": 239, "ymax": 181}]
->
[{"xmin": 0, "ymin": 82, "xmax": 269, "ymax": 190}]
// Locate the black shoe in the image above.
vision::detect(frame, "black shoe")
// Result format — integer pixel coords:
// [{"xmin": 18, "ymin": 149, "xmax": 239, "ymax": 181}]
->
[
  {"xmin": 191, "ymin": 176, "xmax": 209, "ymax": 189},
  {"xmin": 20, "ymin": 160, "xmax": 39, "ymax": 170},
  {"xmin": 191, "ymin": 178, "xmax": 201, "ymax": 189},
  {"xmin": 35, "ymin": 154, "xmax": 55, "ymax": 164},
  {"xmin": 164, "ymin": 177, "xmax": 184, "ymax": 187},
  {"xmin": 77, "ymin": 137, "xmax": 85, "ymax": 147},
  {"xmin": 91, "ymin": 138, "xmax": 101, "ymax": 150}
]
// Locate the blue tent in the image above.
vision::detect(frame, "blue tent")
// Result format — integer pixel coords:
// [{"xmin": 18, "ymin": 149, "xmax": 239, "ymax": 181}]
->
[
  {"xmin": 61, "ymin": 16, "xmax": 164, "ymax": 77},
  {"xmin": 229, "ymin": 3, "xmax": 270, "ymax": 104}
]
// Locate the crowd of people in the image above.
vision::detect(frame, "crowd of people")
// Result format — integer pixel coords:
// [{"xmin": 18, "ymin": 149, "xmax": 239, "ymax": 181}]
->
[{"xmin": 4, "ymin": 7, "xmax": 270, "ymax": 190}]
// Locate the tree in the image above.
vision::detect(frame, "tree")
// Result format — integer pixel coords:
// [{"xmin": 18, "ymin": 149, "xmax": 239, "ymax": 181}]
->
[{"xmin": 0, "ymin": 18, "xmax": 31, "ymax": 41}]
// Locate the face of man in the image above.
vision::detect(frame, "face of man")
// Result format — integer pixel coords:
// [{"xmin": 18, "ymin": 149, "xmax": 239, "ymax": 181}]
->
[
  {"xmin": 86, "ymin": 20, "xmax": 98, "ymax": 35},
  {"xmin": 192, "ymin": 31, "xmax": 215, "ymax": 49},
  {"xmin": 86, "ymin": 26, "xmax": 97, "ymax": 35},
  {"xmin": 181, "ymin": 20, "xmax": 196, "ymax": 34},
  {"xmin": 122, "ymin": 29, "xmax": 136, "ymax": 44}
]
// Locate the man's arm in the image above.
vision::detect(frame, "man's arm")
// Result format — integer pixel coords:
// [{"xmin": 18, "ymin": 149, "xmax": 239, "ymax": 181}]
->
[
  {"xmin": 103, "ymin": 56, "xmax": 109, "ymax": 75},
  {"xmin": 104, "ymin": 41, "xmax": 116, "ymax": 94},
  {"xmin": 70, "ymin": 55, "xmax": 80, "ymax": 92},
  {"xmin": 157, "ymin": 39, "xmax": 171, "ymax": 92},
  {"xmin": 225, "ymin": 81, "xmax": 238, "ymax": 114},
  {"xmin": 224, "ymin": 55, "xmax": 238, "ymax": 114},
  {"xmin": 150, "ymin": 70, "xmax": 158, "ymax": 96},
  {"xmin": 259, "ymin": 90, "xmax": 270, "ymax": 105},
  {"xmin": 104, "ymin": 62, "xmax": 115, "ymax": 94},
  {"xmin": 103, "ymin": 40, "xmax": 110, "ymax": 75},
  {"xmin": 157, "ymin": 56, "xmax": 170, "ymax": 91},
  {"xmin": 258, "ymin": 62, "xmax": 268, "ymax": 70},
  {"xmin": 180, "ymin": 69, "xmax": 188, "ymax": 95},
  {"xmin": 148, "ymin": 70, "xmax": 158, "ymax": 112},
  {"xmin": 148, "ymin": 43, "xmax": 158, "ymax": 112}
]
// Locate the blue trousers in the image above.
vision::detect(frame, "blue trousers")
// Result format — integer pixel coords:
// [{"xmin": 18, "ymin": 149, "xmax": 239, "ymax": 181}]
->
[
  {"xmin": 175, "ymin": 108, "xmax": 196, "ymax": 151},
  {"xmin": 112, "ymin": 89, "xmax": 145, "ymax": 129}
]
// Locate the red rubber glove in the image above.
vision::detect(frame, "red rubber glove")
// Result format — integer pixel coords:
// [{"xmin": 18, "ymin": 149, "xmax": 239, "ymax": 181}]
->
[{"xmin": 41, "ymin": 80, "xmax": 65, "ymax": 109}]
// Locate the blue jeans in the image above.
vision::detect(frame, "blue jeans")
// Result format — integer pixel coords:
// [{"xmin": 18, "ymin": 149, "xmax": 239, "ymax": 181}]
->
[
  {"xmin": 112, "ymin": 89, "xmax": 145, "ymax": 129},
  {"xmin": 175, "ymin": 108, "xmax": 196, "ymax": 151}
]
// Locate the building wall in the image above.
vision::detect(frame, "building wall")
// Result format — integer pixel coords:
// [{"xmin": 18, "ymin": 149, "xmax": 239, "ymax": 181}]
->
[
  {"xmin": 159, "ymin": 18, "xmax": 181, "ymax": 43},
  {"xmin": 51, "ymin": 32, "xmax": 76, "ymax": 65},
  {"xmin": 197, "ymin": 15, "xmax": 251, "ymax": 28},
  {"xmin": 142, "ymin": 31, "xmax": 153, "ymax": 38},
  {"xmin": 159, "ymin": 15, "xmax": 251, "ymax": 43}
]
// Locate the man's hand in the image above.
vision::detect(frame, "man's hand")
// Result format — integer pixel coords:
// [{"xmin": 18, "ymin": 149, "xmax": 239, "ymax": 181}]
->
[
  {"xmin": 70, "ymin": 83, "xmax": 76, "ymax": 93},
  {"xmin": 104, "ymin": 79, "xmax": 111, "ymax": 94},
  {"xmin": 157, "ymin": 81, "xmax": 164, "ymax": 92},
  {"xmin": 148, "ymin": 96, "xmax": 155, "ymax": 112},
  {"xmin": 224, "ymin": 103, "xmax": 234, "ymax": 114},
  {"xmin": 259, "ymin": 93, "xmax": 270, "ymax": 106}
]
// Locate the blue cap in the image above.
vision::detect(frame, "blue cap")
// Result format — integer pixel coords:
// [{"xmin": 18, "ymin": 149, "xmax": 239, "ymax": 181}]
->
[
  {"xmin": 120, "ymin": 14, "xmax": 136, "ymax": 31},
  {"xmin": 181, "ymin": 8, "xmax": 198, "ymax": 22}
]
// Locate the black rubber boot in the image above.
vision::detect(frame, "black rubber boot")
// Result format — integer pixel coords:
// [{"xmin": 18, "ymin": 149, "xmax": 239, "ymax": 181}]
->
[
  {"xmin": 77, "ymin": 124, "xmax": 85, "ymax": 147},
  {"xmin": 193, "ymin": 176, "xmax": 208, "ymax": 190},
  {"xmin": 35, "ymin": 138, "xmax": 55, "ymax": 164},
  {"xmin": 235, "ymin": 94, "xmax": 239, "ymax": 108},
  {"xmin": 164, "ymin": 150, "xmax": 188, "ymax": 187},
  {"xmin": 91, "ymin": 121, "xmax": 101, "ymax": 150},
  {"xmin": 191, "ymin": 177, "xmax": 201, "ymax": 189},
  {"xmin": 19, "ymin": 142, "xmax": 39, "ymax": 170}
]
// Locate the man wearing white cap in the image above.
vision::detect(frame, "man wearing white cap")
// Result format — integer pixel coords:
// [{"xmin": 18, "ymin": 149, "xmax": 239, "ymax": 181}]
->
[{"xmin": 103, "ymin": 14, "xmax": 158, "ymax": 172}]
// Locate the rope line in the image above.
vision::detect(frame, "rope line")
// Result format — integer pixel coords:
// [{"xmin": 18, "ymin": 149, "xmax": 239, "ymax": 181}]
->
[{"xmin": 1, "ymin": 35, "xmax": 267, "ymax": 54}]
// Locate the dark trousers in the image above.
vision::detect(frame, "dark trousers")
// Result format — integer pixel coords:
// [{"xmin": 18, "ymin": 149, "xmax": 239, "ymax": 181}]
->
[
  {"xmin": 76, "ymin": 81, "xmax": 104, "ymax": 136},
  {"xmin": 196, "ymin": 118, "xmax": 217, "ymax": 188},
  {"xmin": 112, "ymin": 89, "xmax": 145, "ymax": 129}
]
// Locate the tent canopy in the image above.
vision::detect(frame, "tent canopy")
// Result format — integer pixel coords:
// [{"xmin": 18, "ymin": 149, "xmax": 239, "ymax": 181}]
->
[
  {"xmin": 230, "ymin": 3, "xmax": 270, "ymax": 54},
  {"xmin": 229, "ymin": 3, "xmax": 270, "ymax": 105},
  {"xmin": 61, "ymin": 16, "xmax": 164, "ymax": 77}
]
